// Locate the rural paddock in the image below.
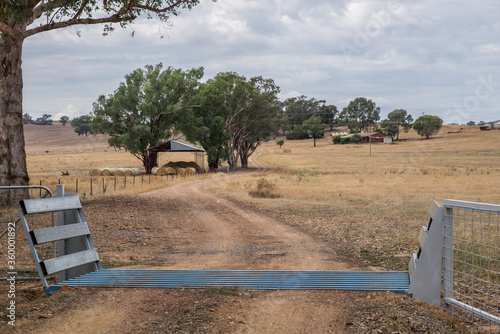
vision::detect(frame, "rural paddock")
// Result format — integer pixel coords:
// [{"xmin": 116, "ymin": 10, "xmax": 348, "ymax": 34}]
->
[{"xmin": 0, "ymin": 124, "xmax": 499, "ymax": 333}]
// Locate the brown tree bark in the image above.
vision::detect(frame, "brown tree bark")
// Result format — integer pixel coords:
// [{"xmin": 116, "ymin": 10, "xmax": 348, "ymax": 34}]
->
[
  {"xmin": 141, "ymin": 151, "xmax": 158, "ymax": 174},
  {"xmin": 0, "ymin": 31, "xmax": 30, "ymax": 206}
]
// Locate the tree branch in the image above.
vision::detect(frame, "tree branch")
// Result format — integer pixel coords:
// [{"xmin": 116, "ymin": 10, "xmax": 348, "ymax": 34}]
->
[
  {"xmin": 136, "ymin": 0, "xmax": 192, "ymax": 14},
  {"xmin": 29, "ymin": 0, "xmax": 66, "ymax": 26},
  {"xmin": 72, "ymin": 0, "xmax": 90, "ymax": 20},
  {"xmin": 24, "ymin": 14, "xmax": 129, "ymax": 38},
  {"xmin": 0, "ymin": 22, "xmax": 16, "ymax": 38}
]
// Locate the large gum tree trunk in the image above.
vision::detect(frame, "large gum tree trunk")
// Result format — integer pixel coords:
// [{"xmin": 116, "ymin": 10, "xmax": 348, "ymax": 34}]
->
[{"xmin": 0, "ymin": 33, "xmax": 29, "ymax": 206}]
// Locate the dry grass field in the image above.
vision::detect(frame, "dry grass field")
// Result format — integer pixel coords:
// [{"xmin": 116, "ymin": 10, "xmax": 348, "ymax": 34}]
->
[
  {"xmin": 1, "ymin": 122, "xmax": 499, "ymax": 333},
  {"xmin": 215, "ymin": 125, "xmax": 500, "ymax": 270}
]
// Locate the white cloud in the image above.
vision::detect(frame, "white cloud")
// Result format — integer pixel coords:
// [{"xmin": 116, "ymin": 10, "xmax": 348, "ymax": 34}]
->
[
  {"xmin": 54, "ymin": 105, "xmax": 82, "ymax": 121},
  {"xmin": 20, "ymin": 0, "xmax": 500, "ymax": 123}
]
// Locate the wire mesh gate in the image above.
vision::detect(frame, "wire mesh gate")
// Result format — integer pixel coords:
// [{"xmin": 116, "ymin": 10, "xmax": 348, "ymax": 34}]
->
[{"xmin": 443, "ymin": 200, "xmax": 500, "ymax": 333}]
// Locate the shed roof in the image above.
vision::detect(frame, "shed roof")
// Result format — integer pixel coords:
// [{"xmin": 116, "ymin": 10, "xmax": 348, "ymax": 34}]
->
[{"xmin": 149, "ymin": 140, "xmax": 204, "ymax": 153}]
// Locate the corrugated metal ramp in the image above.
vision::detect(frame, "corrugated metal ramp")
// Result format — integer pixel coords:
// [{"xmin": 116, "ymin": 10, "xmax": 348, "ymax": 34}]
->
[{"xmin": 47, "ymin": 269, "xmax": 409, "ymax": 295}]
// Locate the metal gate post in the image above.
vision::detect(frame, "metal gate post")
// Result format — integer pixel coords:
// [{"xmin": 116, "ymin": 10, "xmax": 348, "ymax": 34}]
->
[
  {"xmin": 443, "ymin": 206, "xmax": 454, "ymax": 314},
  {"xmin": 57, "ymin": 184, "xmax": 95, "ymax": 281}
]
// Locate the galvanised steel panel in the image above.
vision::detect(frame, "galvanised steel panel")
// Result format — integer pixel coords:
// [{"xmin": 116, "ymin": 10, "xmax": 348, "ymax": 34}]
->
[{"xmin": 48, "ymin": 269, "xmax": 409, "ymax": 295}]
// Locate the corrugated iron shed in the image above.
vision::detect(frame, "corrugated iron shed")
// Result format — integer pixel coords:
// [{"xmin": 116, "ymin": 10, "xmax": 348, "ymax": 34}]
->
[{"xmin": 150, "ymin": 140, "xmax": 204, "ymax": 152}]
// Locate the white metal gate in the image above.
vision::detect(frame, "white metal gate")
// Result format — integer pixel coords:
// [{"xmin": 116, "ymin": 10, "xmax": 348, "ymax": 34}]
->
[{"xmin": 443, "ymin": 200, "xmax": 500, "ymax": 333}]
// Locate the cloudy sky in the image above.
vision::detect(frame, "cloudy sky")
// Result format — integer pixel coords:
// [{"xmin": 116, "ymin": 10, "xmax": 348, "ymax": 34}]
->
[{"xmin": 23, "ymin": 0, "xmax": 500, "ymax": 124}]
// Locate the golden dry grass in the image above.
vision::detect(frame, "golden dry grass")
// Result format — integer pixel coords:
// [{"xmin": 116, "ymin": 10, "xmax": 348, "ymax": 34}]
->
[
  {"xmin": 215, "ymin": 125, "xmax": 500, "ymax": 269},
  {"xmin": 15, "ymin": 123, "xmax": 500, "ymax": 270}
]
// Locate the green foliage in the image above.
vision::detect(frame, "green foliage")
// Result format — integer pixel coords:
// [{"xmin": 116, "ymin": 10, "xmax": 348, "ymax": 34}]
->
[
  {"xmin": 237, "ymin": 76, "xmax": 281, "ymax": 167},
  {"xmin": 350, "ymin": 134, "xmax": 362, "ymax": 144},
  {"xmin": 339, "ymin": 97, "xmax": 380, "ymax": 133},
  {"xmin": 181, "ymin": 73, "xmax": 238, "ymax": 170},
  {"xmin": 341, "ymin": 137, "xmax": 351, "ymax": 144},
  {"xmin": 35, "ymin": 114, "xmax": 53, "ymax": 125},
  {"xmin": 22, "ymin": 113, "xmax": 32, "ymax": 124},
  {"xmin": 286, "ymin": 116, "xmax": 325, "ymax": 147},
  {"xmin": 286, "ymin": 126, "xmax": 308, "ymax": 140},
  {"xmin": 59, "ymin": 115, "xmax": 70, "ymax": 125},
  {"xmin": 332, "ymin": 135, "xmax": 342, "ymax": 144},
  {"xmin": 91, "ymin": 64, "xmax": 203, "ymax": 173},
  {"xmin": 183, "ymin": 72, "xmax": 280, "ymax": 170},
  {"xmin": 380, "ymin": 109, "xmax": 413, "ymax": 140},
  {"xmin": 302, "ymin": 115, "xmax": 325, "ymax": 147},
  {"xmin": 413, "ymin": 115, "xmax": 443, "ymax": 139},
  {"xmin": 71, "ymin": 115, "xmax": 93, "ymax": 136},
  {"xmin": 276, "ymin": 140, "xmax": 284, "ymax": 148},
  {"xmin": 280, "ymin": 96, "xmax": 337, "ymax": 134}
]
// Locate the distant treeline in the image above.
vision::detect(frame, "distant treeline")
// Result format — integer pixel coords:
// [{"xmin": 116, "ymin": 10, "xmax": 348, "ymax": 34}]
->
[{"xmin": 23, "ymin": 113, "xmax": 71, "ymax": 126}]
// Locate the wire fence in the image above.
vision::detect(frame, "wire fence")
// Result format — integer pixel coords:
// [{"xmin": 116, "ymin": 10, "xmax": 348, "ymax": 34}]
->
[
  {"xmin": 443, "ymin": 199, "xmax": 500, "ymax": 333},
  {"xmin": 28, "ymin": 172, "xmax": 200, "ymax": 199}
]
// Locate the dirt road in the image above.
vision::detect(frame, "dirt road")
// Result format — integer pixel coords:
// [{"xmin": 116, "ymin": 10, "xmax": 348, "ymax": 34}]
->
[
  {"xmin": 11, "ymin": 171, "xmax": 361, "ymax": 333},
  {"xmin": 140, "ymin": 177, "xmax": 355, "ymax": 272},
  {"xmin": 7, "ymin": 171, "xmax": 462, "ymax": 334}
]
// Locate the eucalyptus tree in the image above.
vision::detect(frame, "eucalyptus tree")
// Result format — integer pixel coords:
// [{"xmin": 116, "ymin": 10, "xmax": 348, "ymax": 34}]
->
[
  {"xmin": 380, "ymin": 109, "xmax": 413, "ymax": 140},
  {"xmin": 236, "ymin": 76, "xmax": 280, "ymax": 168},
  {"xmin": 0, "ymin": 0, "xmax": 212, "ymax": 205},
  {"xmin": 182, "ymin": 72, "xmax": 280, "ymax": 170},
  {"xmin": 71, "ymin": 115, "xmax": 93, "ymax": 136},
  {"xmin": 181, "ymin": 73, "xmax": 235, "ymax": 171},
  {"xmin": 302, "ymin": 116, "xmax": 325, "ymax": 147},
  {"xmin": 281, "ymin": 95, "xmax": 326, "ymax": 131},
  {"xmin": 413, "ymin": 115, "xmax": 443, "ymax": 139},
  {"xmin": 91, "ymin": 64, "xmax": 203, "ymax": 173},
  {"xmin": 339, "ymin": 97, "xmax": 381, "ymax": 133}
]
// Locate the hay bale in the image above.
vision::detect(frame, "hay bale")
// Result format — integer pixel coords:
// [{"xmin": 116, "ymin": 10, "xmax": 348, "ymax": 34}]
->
[
  {"xmin": 152, "ymin": 166, "xmax": 167, "ymax": 175},
  {"xmin": 185, "ymin": 167, "xmax": 196, "ymax": 176},
  {"xmin": 164, "ymin": 167, "xmax": 176, "ymax": 175},
  {"xmin": 114, "ymin": 168, "xmax": 126, "ymax": 176},
  {"xmin": 176, "ymin": 167, "xmax": 186, "ymax": 176},
  {"xmin": 124, "ymin": 168, "xmax": 142, "ymax": 176},
  {"xmin": 101, "ymin": 168, "xmax": 116, "ymax": 176},
  {"xmin": 90, "ymin": 168, "xmax": 102, "ymax": 176}
]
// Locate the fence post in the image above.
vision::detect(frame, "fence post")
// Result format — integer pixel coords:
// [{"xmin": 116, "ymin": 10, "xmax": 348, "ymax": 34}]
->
[
  {"xmin": 124, "ymin": 175, "xmax": 127, "ymax": 189},
  {"xmin": 103, "ymin": 177, "xmax": 105, "ymax": 194},
  {"xmin": 75, "ymin": 178, "xmax": 78, "ymax": 194},
  {"xmin": 90, "ymin": 177, "xmax": 93, "ymax": 196},
  {"xmin": 443, "ymin": 206, "xmax": 454, "ymax": 314},
  {"xmin": 114, "ymin": 177, "xmax": 116, "ymax": 190}
]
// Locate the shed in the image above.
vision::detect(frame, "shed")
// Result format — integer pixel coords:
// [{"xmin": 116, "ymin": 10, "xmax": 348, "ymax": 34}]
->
[
  {"xmin": 361, "ymin": 132, "xmax": 387, "ymax": 143},
  {"xmin": 149, "ymin": 140, "xmax": 205, "ymax": 171}
]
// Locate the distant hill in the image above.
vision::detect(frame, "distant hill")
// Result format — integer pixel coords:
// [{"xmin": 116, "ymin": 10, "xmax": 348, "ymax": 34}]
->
[{"xmin": 24, "ymin": 122, "xmax": 109, "ymax": 155}]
